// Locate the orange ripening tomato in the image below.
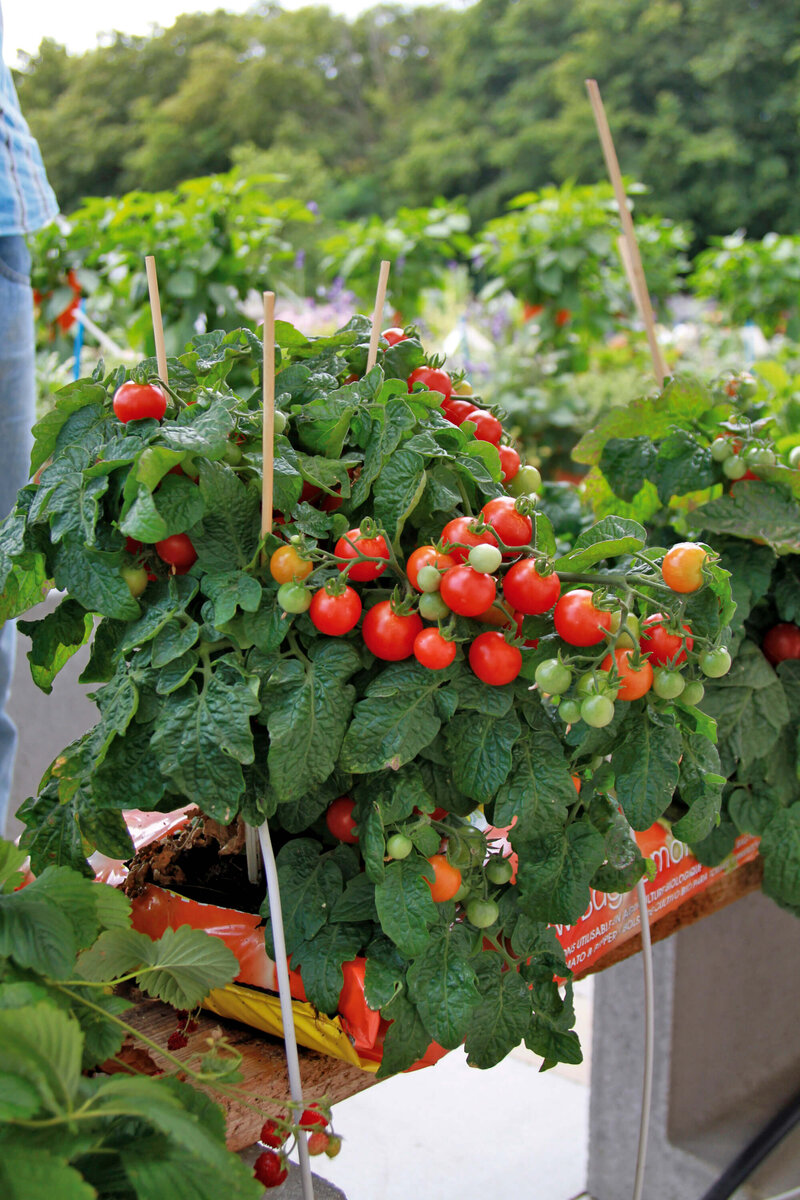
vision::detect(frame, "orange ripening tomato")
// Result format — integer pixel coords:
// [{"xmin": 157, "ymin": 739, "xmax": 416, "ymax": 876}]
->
[
  {"xmin": 425, "ymin": 855, "xmax": 462, "ymax": 902},
  {"xmin": 270, "ymin": 544, "xmax": 313, "ymax": 584},
  {"xmin": 406, "ymin": 545, "xmax": 457, "ymax": 592},
  {"xmin": 661, "ymin": 543, "xmax": 708, "ymax": 594}
]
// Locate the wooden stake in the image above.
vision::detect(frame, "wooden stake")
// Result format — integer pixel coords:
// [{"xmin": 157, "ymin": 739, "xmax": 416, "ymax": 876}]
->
[
  {"xmin": 261, "ymin": 291, "xmax": 276, "ymax": 556},
  {"xmin": 617, "ymin": 235, "xmax": 647, "ymax": 328},
  {"xmin": 585, "ymin": 80, "xmax": 668, "ymax": 386},
  {"xmin": 366, "ymin": 260, "xmax": 391, "ymax": 372},
  {"xmin": 145, "ymin": 256, "xmax": 169, "ymax": 385}
]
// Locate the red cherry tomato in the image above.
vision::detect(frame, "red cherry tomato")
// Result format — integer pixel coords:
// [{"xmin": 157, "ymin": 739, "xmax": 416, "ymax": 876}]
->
[
  {"xmin": 442, "ymin": 398, "xmax": 479, "ymax": 426},
  {"xmin": 382, "ymin": 327, "xmax": 407, "ymax": 345},
  {"xmin": 408, "ymin": 366, "xmax": 453, "ymax": 401},
  {"xmin": 468, "ymin": 631, "xmax": 522, "ymax": 686},
  {"xmin": 309, "ymin": 587, "xmax": 362, "ymax": 636},
  {"xmin": 325, "ymin": 797, "xmax": 358, "ymax": 844},
  {"xmin": 413, "ymin": 628, "xmax": 457, "ymax": 670},
  {"xmin": 362, "ymin": 601, "xmax": 423, "ymax": 661},
  {"xmin": 440, "ymin": 565, "xmax": 496, "ymax": 617},
  {"xmin": 555, "ymin": 308, "xmax": 571, "ymax": 327},
  {"xmin": 498, "ymin": 445, "xmax": 521, "ymax": 482},
  {"xmin": 464, "ymin": 408, "xmax": 503, "ymax": 445},
  {"xmin": 762, "ymin": 622, "xmax": 800, "ymax": 665},
  {"xmin": 523, "ymin": 303, "xmax": 545, "ymax": 321},
  {"xmin": 440, "ymin": 515, "xmax": 494, "ymax": 563},
  {"xmin": 335, "ymin": 529, "xmax": 390, "ymax": 582},
  {"xmin": 300, "ymin": 480, "xmax": 323, "ymax": 504},
  {"xmin": 425, "ymin": 854, "xmax": 462, "ymax": 902},
  {"xmin": 406, "ymin": 545, "xmax": 457, "ymax": 591},
  {"xmin": 155, "ymin": 533, "xmax": 197, "ymax": 572},
  {"xmin": 601, "ymin": 648, "xmax": 653, "ymax": 700},
  {"xmin": 639, "ymin": 613, "xmax": 694, "ymax": 666},
  {"xmin": 480, "ymin": 496, "xmax": 533, "ymax": 552},
  {"xmin": 553, "ymin": 589, "xmax": 612, "ymax": 647},
  {"xmin": 113, "ymin": 381, "xmax": 168, "ymax": 423},
  {"xmin": 502, "ymin": 560, "xmax": 560, "ymax": 614}
]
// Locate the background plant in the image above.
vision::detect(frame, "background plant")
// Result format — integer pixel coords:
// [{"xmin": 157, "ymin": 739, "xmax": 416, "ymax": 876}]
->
[{"xmin": 690, "ymin": 232, "xmax": 800, "ymax": 340}]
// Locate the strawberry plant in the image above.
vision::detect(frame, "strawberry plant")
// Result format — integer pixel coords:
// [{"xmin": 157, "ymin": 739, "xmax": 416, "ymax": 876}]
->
[
  {"xmin": 573, "ymin": 374, "xmax": 800, "ymax": 909},
  {"xmin": 1, "ymin": 317, "xmax": 733, "ymax": 1075},
  {"xmin": 0, "ymin": 838, "xmax": 269, "ymax": 1200}
]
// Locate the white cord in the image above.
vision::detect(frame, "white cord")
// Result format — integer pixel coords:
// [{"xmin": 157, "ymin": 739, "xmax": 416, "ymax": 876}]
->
[
  {"xmin": 256, "ymin": 820, "xmax": 315, "ymax": 1200},
  {"xmin": 632, "ymin": 875, "xmax": 655, "ymax": 1200},
  {"xmin": 762, "ymin": 1189, "xmax": 800, "ymax": 1200}
]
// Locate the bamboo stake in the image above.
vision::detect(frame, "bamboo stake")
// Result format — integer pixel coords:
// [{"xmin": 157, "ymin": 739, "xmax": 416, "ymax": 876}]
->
[
  {"xmin": 585, "ymin": 80, "xmax": 668, "ymax": 386},
  {"xmin": 145, "ymin": 256, "xmax": 169, "ymax": 385},
  {"xmin": 366, "ymin": 260, "xmax": 391, "ymax": 372},
  {"xmin": 617, "ymin": 235, "xmax": 648, "ymax": 328},
  {"xmin": 261, "ymin": 291, "xmax": 276, "ymax": 553}
]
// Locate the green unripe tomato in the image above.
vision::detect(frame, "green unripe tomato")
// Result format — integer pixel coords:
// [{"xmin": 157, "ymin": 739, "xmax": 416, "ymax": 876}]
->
[
  {"xmin": 507, "ymin": 464, "xmax": 542, "ymax": 497},
  {"xmin": 466, "ymin": 898, "xmax": 499, "ymax": 929},
  {"xmin": 558, "ymin": 698, "xmax": 582, "ymax": 724},
  {"xmin": 652, "ymin": 668, "xmax": 686, "ymax": 699},
  {"xmin": 789, "ymin": 446, "xmax": 800, "ymax": 469},
  {"xmin": 468, "ymin": 543, "xmax": 503, "ymax": 574},
  {"xmin": 580, "ymin": 694, "xmax": 615, "ymax": 728},
  {"xmin": 277, "ymin": 581, "xmax": 312, "ymax": 613},
  {"xmin": 710, "ymin": 437, "xmax": 734, "ymax": 463},
  {"xmin": 452, "ymin": 880, "xmax": 472, "ymax": 902},
  {"xmin": 699, "ymin": 647, "xmax": 732, "ymax": 678},
  {"xmin": 274, "ymin": 410, "xmax": 288, "ymax": 435},
  {"xmin": 417, "ymin": 564, "xmax": 442, "ymax": 593},
  {"xmin": 419, "ymin": 591, "xmax": 451, "ymax": 620},
  {"xmin": 722, "ymin": 455, "xmax": 747, "ymax": 480},
  {"xmin": 448, "ymin": 826, "xmax": 486, "ymax": 868},
  {"xmin": 223, "ymin": 441, "xmax": 243, "ymax": 467},
  {"xmin": 535, "ymin": 658, "xmax": 572, "ymax": 695},
  {"xmin": 745, "ymin": 446, "xmax": 775, "ymax": 468},
  {"xmin": 121, "ymin": 564, "xmax": 148, "ymax": 598},
  {"xmin": 577, "ymin": 670, "xmax": 617, "ymax": 700},
  {"xmin": 610, "ymin": 611, "xmax": 640, "ymax": 649},
  {"xmin": 681, "ymin": 680, "xmax": 705, "ymax": 706},
  {"xmin": 485, "ymin": 857, "xmax": 514, "ymax": 885},
  {"xmin": 182, "ymin": 455, "xmax": 201, "ymax": 480},
  {"xmin": 386, "ymin": 833, "xmax": 413, "ymax": 860}
]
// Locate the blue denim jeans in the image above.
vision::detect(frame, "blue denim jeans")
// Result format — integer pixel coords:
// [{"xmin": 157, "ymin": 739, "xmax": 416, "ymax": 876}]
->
[{"xmin": 0, "ymin": 234, "xmax": 35, "ymax": 834}]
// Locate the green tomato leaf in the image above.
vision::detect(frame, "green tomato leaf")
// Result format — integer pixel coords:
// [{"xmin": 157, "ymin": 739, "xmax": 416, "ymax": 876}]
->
[
  {"xmin": 289, "ymin": 923, "xmax": 364, "ymax": 1015},
  {"xmin": 17, "ymin": 599, "xmax": 93, "ymax": 695},
  {"xmin": 555, "ymin": 516, "xmax": 646, "ymax": 572},
  {"xmin": 445, "ymin": 710, "xmax": 520, "ymax": 804},
  {"xmin": 406, "ymin": 926, "xmax": 480, "ymax": 1049},
  {"xmin": 611, "ymin": 714, "xmax": 682, "ymax": 830},
  {"xmin": 514, "ymin": 819, "xmax": 606, "ymax": 925},
  {"xmin": 261, "ymin": 839, "xmax": 343, "ymax": 954},
  {"xmin": 340, "ymin": 660, "xmax": 451, "ymax": 773},
  {"xmin": 464, "ymin": 957, "xmax": 532, "ymax": 1069},
  {"xmin": 374, "ymin": 858, "xmax": 437, "ymax": 957}
]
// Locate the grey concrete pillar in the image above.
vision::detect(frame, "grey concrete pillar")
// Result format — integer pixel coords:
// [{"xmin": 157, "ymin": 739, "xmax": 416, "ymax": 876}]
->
[{"xmin": 588, "ymin": 891, "xmax": 800, "ymax": 1199}]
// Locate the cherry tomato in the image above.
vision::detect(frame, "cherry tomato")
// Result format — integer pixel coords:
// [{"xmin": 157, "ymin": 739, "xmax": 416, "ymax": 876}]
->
[
  {"xmin": 121, "ymin": 564, "xmax": 148, "ymax": 598},
  {"xmin": 559, "ymin": 699, "xmax": 582, "ymax": 724},
  {"xmin": 468, "ymin": 631, "xmax": 522, "ymax": 686},
  {"xmin": 661, "ymin": 543, "xmax": 708, "ymax": 594},
  {"xmin": 406, "ymin": 545, "xmax": 456, "ymax": 592},
  {"xmin": 308, "ymin": 1132, "xmax": 333, "ymax": 1156},
  {"xmin": 440, "ymin": 515, "xmax": 494, "ymax": 563},
  {"xmin": 699, "ymin": 647, "xmax": 732, "ymax": 678},
  {"xmin": 523, "ymin": 302, "xmax": 545, "ymax": 321},
  {"xmin": 413, "ymin": 628, "xmax": 457, "ymax": 670},
  {"xmin": 745, "ymin": 446, "xmax": 776, "ymax": 467},
  {"xmin": 386, "ymin": 833, "xmax": 413, "ymax": 860},
  {"xmin": 710, "ymin": 436, "xmax": 733, "ymax": 462},
  {"xmin": 498, "ymin": 445, "xmax": 521, "ymax": 481},
  {"xmin": 481, "ymin": 497, "xmax": 533, "ymax": 552},
  {"xmin": 652, "ymin": 667, "xmax": 686, "ymax": 699},
  {"xmin": 309, "ymin": 586, "xmax": 362, "ymax": 636},
  {"xmin": 723, "ymin": 455, "xmax": 747, "ymax": 480},
  {"xmin": 254, "ymin": 1151, "xmax": 288, "ymax": 1188},
  {"xmin": 554, "ymin": 589, "xmax": 612, "ymax": 647},
  {"xmin": 441, "ymin": 398, "xmax": 478, "ymax": 425},
  {"xmin": 419, "ymin": 592, "xmax": 451, "ymax": 620},
  {"xmin": 440, "ymin": 565, "xmax": 496, "ymax": 617},
  {"xmin": 639, "ymin": 614, "xmax": 694, "ymax": 666},
  {"xmin": 454, "ymin": 379, "xmax": 474, "ymax": 396},
  {"xmin": 155, "ymin": 533, "xmax": 197, "ymax": 572},
  {"xmin": 408, "ymin": 366, "xmax": 453, "ymax": 401},
  {"xmin": 362, "ymin": 602, "xmax": 423, "ymax": 661},
  {"xmin": 468, "ymin": 544, "xmax": 503, "ymax": 574},
  {"xmin": 502, "ymin": 559, "xmax": 560, "ymax": 614},
  {"xmin": 112, "ymin": 381, "xmax": 167, "ymax": 423},
  {"xmin": 602, "ymin": 648, "xmax": 653, "ymax": 700},
  {"xmin": 335, "ymin": 529, "xmax": 390, "ymax": 581},
  {"xmin": 466, "ymin": 898, "xmax": 499, "ymax": 928},
  {"xmin": 581, "ymin": 694, "xmax": 615, "ymax": 727},
  {"xmin": 270, "ymin": 544, "xmax": 313, "ymax": 583},
  {"xmin": 300, "ymin": 480, "xmax": 322, "ymax": 504},
  {"xmin": 382, "ymin": 327, "xmax": 407, "ymax": 345},
  {"xmin": 555, "ymin": 308, "xmax": 571, "ymax": 327},
  {"xmin": 507, "ymin": 464, "xmax": 542, "ymax": 497},
  {"xmin": 464, "ymin": 408, "xmax": 503, "ymax": 445},
  {"xmin": 534, "ymin": 658, "xmax": 571, "ymax": 695},
  {"xmin": 788, "ymin": 446, "xmax": 800, "ymax": 469},
  {"xmin": 425, "ymin": 854, "xmax": 462, "ymax": 902},
  {"xmin": 125, "ymin": 536, "xmax": 144, "ymax": 557},
  {"xmin": 763, "ymin": 623, "xmax": 800, "ymax": 665},
  {"xmin": 485, "ymin": 857, "xmax": 514, "ymax": 885},
  {"xmin": 277, "ymin": 581, "xmax": 312, "ymax": 613},
  {"xmin": 325, "ymin": 797, "xmax": 358, "ymax": 843},
  {"xmin": 681, "ymin": 680, "xmax": 705, "ymax": 705}
]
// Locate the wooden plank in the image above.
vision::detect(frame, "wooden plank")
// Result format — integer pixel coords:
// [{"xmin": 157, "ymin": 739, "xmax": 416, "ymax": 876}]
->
[
  {"xmin": 117, "ymin": 993, "xmax": 376, "ymax": 1152},
  {"xmin": 583, "ymin": 856, "xmax": 764, "ymax": 976},
  {"xmin": 115, "ymin": 859, "xmax": 764, "ymax": 1150}
]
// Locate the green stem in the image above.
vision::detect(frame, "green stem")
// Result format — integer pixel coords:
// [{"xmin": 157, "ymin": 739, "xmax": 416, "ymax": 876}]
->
[{"xmin": 287, "ymin": 630, "xmax": 312, "ymax": 668}]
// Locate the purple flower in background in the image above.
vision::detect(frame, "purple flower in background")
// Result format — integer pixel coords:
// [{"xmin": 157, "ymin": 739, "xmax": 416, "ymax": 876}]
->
[
  {"xmin": 294, "ymin": 249, "xmax": 306, "ymax": 270},
  {"xmin": 491, "ymin": 309, "xmax": 510, "ymax": 340},
  {"xmin": 472, "ymin": 252, "xmax": 485, "ymax": 270},
  {"xmin": 306, "ymin": 200, "xmax": 319, "ymax": 214},
  {"xmin": 396, "ymin": 254, "xmax": 407, "ymax": 273}
]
